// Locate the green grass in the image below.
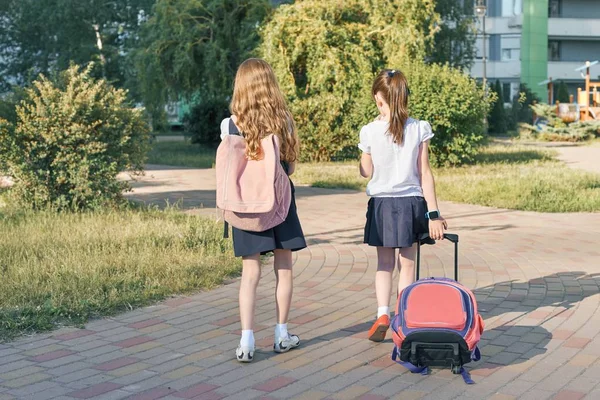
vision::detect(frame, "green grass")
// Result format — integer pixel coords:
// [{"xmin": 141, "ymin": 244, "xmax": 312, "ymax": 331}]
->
[
  {"xmin": 293, "ymin": 145, "xmax": 600, "ymax": 213},
  {"xmin": 147, "ymin": 140, "xmax": 216, "ymax": 168},
  {"xmin": 0, "ymin": 206, "xmax": 239, "ymax": 341}
]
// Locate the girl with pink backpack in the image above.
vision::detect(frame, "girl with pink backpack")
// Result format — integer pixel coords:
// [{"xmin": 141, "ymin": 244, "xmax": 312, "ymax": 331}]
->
[{"xmin": 217, "ymin": 58, "xmax": 306, "ymax": 363}]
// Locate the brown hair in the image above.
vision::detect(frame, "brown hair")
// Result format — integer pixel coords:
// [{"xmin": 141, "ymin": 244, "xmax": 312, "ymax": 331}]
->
[
  {"xmin": 231, "ymin": 58, "xmax": 299, "ymax": 162},
  {"xmin": 372, "ymin": 69, "xmax": 410, "ymax": 144}
]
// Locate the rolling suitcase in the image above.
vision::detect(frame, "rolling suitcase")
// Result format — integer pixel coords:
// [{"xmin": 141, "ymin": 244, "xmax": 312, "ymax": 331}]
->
[{"xmin": 390, "ymin": 233, "xmax": 484, "ymax": 384}]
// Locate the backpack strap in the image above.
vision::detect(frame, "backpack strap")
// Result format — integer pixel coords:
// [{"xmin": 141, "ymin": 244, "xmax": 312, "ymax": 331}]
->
[
  {"xmin": 229, "ymin": 118, "xmax": 241, "ymax": 136},
  {"xmin": 222, "ymin": 117, "xmax": 241, "ymax": 239}
]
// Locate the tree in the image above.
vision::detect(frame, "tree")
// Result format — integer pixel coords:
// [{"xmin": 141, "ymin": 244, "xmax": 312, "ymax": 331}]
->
[
  {"xmin": 429, "ymin": 0, "xmax": 477, "ymax": 69},
  {"xmin": 488, "ymin": 80, "xmax": 507, "ymax": 134},
  {"xmin": 0, "ymin": 0, "xmax": 155, "ymax": 91},
  {"xmin": 512, "ymin": 83, "xmax": 540, "ymax": 124},
  {"xmin": 557, "ymin": 81, "xmax": 570, "ymax": 103},
  {"xmin": 261, "ymin": 0, "xmax": 489, "ymax": 164},
  {"xmin": 134, "ymin": 0, "xmax": 271, "ymax": 131}
]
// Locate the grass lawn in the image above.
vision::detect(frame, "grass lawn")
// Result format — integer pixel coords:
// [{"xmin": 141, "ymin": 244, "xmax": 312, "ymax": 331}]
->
[
  {"xmin": 147, "ymin": 140, "xmax": 216, "ymax": 169},
  {"xmin": 0, "ymin": 206, "xmax": 239, "ymax": 341},
  {"xmin": 293, "ymin": 145, "xmax": 600, "ymax": 213}
]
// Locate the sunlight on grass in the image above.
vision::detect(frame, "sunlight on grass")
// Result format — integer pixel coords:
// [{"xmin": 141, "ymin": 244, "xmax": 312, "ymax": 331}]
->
[
  {"xmin": 147, "ymin": 140, "xmax": 216, "ymax": 169},
  {"xmin": 0, "ymin": 207, "xmax": 239, "ymax": 341},
  {"xmin": 293, "ymin": 145, "xmax": 600, "ymax": 213}
]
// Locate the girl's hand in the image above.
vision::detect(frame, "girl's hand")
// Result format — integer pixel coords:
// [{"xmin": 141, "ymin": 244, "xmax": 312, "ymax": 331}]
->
[{"xmin": 428, "ymin": 217, "xmax": 448, "ymax": 241}]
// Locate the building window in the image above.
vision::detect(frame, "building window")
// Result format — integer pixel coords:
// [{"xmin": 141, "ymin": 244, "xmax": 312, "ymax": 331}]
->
[
  {"xmin": 548, "ymin": 41, "xmax": 560, "ymax": 61},
  {"xmin": 548, "ymin": 0, "xmax": 561, "ymax": 17},
  {"xmin": 503, "ymin": 83, "xmax": 512, "ymax": 103},
  {"xmin": 501, "ymin": 48, "xmax": 520, "ymax": 61}
]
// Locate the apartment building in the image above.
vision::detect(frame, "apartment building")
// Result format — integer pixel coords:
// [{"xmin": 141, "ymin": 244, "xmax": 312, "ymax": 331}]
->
[{"xmin": 470, "ymin": 0, "xmax": 600, "ymax": 102}]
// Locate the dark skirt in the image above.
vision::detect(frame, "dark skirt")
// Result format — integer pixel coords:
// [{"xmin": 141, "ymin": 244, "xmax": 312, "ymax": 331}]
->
[
  {"xmin": 364, "ymin": 196, "xmax": 430, "ymax": 248},
  {"xmin": 231, "ymin": 182, "xmax": 306, "ymax": 258}
]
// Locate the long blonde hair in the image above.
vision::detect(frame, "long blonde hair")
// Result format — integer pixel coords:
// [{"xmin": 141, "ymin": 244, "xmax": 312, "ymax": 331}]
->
[
  {"xmin": 231, "ymin": 58, "xmax": 299, "ymax": 163},
  {"xmin": 372, "ymin": 69, "xmax": 410, "ymax": 145}
]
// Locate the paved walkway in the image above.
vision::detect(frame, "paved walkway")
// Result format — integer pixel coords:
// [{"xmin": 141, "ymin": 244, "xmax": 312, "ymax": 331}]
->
[{"xmin": 2, "ymin": 166, "xmax": 600, "ymax": 400}]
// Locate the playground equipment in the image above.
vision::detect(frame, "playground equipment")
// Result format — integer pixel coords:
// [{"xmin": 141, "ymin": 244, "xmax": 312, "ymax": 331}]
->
[
  {"xmin": 538, "ymin": 61, "xmax": 600, "ymax": 123},
  {"xmin": 576, "ymin": 61, "xmax": 600, "ymax": 121}
]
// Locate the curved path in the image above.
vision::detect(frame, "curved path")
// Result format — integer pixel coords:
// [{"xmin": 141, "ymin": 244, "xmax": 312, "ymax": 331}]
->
[{"xmin": 1, "ymin": 166, "xmax": 600, "ymax": 400}]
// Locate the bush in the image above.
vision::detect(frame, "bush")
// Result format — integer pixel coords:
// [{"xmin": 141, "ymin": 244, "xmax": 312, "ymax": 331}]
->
[
  {"xmin": 184, "ymin": 97, "xmax": 230, "ymax": 144},
  {"xmin": 488, "ymin": 80, "xmax": 508, "ymax": 134},
  {"xmin": 261, "ymin": 0, "xmax": 488, "ymax": 165},
  {"xmin": 512, "ymin": 83, "xmax": 540, "ymax": 124},
  {"xmin": 520, "ymin": 103, "xmax": 600, "ymax": 142},
  {"xmin": 0, "ymin": 65, "xmax": 150, "ymax": 211},
  {"xmin": 405, "ymin": 62, "xmax": 489, "ymax": 166}
]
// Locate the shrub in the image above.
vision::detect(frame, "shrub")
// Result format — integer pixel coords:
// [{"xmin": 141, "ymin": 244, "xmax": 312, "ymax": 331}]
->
[
  {"xmin": 488, "ymin": 80, "xmax": 507, "ymax": 134},
  {"xmin": 261, "ymin": 0, "xmax": 488, "ymax": 165},
  {"xmin": 404, "ymin": 62, "xmax": 489, "ymax": 166},
  {"xmin": 512, "ymin": 83, "xmax": 540, "ymax": 124},
  {"xmin": 520, "ymin": 103, "xmax": 600, "ymax": 142},
  {"xmin": 0, "ymin": 64, "xmax": 150, "ymax": 210},
  {"xmin": 184, "ymin": 97, "xmax": 230, "ymax": 145}
]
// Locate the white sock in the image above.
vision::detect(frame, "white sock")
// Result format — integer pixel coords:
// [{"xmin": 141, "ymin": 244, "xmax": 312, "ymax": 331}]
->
[
  {"xmin": 275, "ymin": 323, "xmax": 289, "ymax": 341},
  {"xmin": 377, "ymin": 306, "xmax": 390, "ymax": 318},
  {"xmin": 240, "ymin": 330, "xmax": 254, "ymax": 348}
]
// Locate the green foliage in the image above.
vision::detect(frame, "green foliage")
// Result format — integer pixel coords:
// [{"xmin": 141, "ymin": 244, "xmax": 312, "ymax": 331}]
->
[
  {"xmin": 557, "ymin": 81, "xmax": 570, "ymax": 103},
  {"xmin": 261, "ymin": 0, "xmax": 487, "ymax": 165},
  {"xmin": 0, "ymin": 65, "xmax": 150, "ymax": 211},
  {"xmin": 520, "ymin": 103, "xmax": 600, "ymax": 142},
  {"xmin": 184, "ymin": 97, "xmax": 230, "ymax": 144},
  {"xmin": 488, "ymin": 80, "xmax": 508, "ymax": 134},
  {"xmin": 135, "ymin": 0, "xmax": 271, "ymax": 127},
  {"xmin": 0, "ymin": 0, "xmax": 155, "ymax": 91},
  {"xmin": 512, "ymin": 83, "xmax": 540, "ymax": 124},
  {"xmin": 429, "ymin": 0, "xmax": 476, "ymax": 69},
  {"xmin": 405, "ymin": 62, "xmax": 489, "ymax": 165}
]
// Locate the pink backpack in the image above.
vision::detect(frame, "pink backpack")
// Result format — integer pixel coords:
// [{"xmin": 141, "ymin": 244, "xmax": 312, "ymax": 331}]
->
[{"xmin": 216, "ymin": 118, "xmax": 292, "ymax": 233}]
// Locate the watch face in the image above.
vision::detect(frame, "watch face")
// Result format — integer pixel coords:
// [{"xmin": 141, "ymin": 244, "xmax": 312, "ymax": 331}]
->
[{"xmin": 429, "ymin": 211, "xmax": 439, "ymax": 219}]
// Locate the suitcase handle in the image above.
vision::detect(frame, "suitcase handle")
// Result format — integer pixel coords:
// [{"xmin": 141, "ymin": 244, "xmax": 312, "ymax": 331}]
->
[{"xmin": 416, "ymin": 233, "xmax": 459, "ymax": 281}]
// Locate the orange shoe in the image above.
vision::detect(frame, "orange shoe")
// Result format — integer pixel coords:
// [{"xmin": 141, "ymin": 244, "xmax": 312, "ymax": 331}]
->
[{"xmin": 368, "ymin": 314, "xmax": 390, "ymax": 342}]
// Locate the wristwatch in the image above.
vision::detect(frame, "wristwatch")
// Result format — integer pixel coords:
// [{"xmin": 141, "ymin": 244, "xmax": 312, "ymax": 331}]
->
[{"xmin": 425, "ymin": 210, "xmax": 441, "ymax": 220}]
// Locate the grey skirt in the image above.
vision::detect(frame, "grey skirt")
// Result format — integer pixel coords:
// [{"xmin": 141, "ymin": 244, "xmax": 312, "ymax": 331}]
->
[{"xmin": 364, "ymin": 196, "xmax": 430, "ymax": 248}]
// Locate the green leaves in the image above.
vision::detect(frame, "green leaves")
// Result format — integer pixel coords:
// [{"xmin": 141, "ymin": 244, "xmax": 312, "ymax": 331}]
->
[
  {"xmin": 134, "ymin": 0, "xmax": 271, "ymax": 125},
  {"xmin": 0, "ymin": 64, "xmax": 150, "ymax": 211},
  {"xmin": 261, "ymin": 1, "xmax": 488, "ymax": 165}
]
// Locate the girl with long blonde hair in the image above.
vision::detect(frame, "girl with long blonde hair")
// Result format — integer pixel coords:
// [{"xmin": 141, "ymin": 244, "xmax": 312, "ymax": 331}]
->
[{"xmin": 220, "ymin": 58, "xmax": 306, "ymax": 362}]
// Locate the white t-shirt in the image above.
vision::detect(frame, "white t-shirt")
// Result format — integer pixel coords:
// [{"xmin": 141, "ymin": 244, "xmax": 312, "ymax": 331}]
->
[{"xmin": 358, "ymin": 118, "xmax": 434, "ymax": 197}]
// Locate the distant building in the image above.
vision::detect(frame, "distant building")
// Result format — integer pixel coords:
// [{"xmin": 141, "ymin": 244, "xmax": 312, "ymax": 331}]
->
[{"xmin": 470, "ymin": 0, "xmax": 600, "ymax": 102}]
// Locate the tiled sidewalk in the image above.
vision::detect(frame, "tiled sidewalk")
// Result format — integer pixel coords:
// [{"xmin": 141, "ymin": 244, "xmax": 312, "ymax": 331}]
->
[{"xmin": 1, "ymin": 168, "xmax": 600, "ymax": 400}]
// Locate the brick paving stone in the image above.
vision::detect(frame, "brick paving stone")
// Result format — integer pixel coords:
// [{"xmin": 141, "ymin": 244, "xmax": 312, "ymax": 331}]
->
[
  {"xmin": 291, "ymin": 391, "xmax": 330, "ymax": 400},
  {"xmin": 1, "ymin": 372, "xmax": 52, "ymax": 388},
  {"xmin": 553, "ymin": 390, "xmax": 586, "ymax": 400},
  {"xmin": 174, "ymin": 383, "xmax": 220, "ymax": 398},
  {"xmin": 129, "ymin": 387, "xmax": 177, "ymax": 400},
  {"xmin": 67, "ymin": 382, "xmax": 123, "ymax": 399},
  {"xmin": 0, "ymin": 365, "xmax": 45, "ymax": 381}
]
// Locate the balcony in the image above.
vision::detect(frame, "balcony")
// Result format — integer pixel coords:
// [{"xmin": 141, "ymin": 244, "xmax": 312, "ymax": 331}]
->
[
  {"xmin": 548, "ymin": 18, "xmax": 600, "ymax": 39},
  {"xmin": 470, "ymin": 60, "xmax": 521, "ymax": 79},
  {"xmin": 548, "ymin": 61, "xmax": 589, "ymax": 81},
  {"xmin": 479, "ymin": 16, "xmax": 523, "ymax": 35}
]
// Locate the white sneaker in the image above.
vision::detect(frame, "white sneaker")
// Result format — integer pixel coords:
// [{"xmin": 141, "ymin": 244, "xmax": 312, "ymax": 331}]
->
[
  {"xmin": 274, "ymin": 334, "xmax": 300, "ymax": 353},
  {"xmin": 236, "ymin": 345, "xmax": 254, "ymax": 363}
]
